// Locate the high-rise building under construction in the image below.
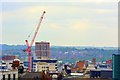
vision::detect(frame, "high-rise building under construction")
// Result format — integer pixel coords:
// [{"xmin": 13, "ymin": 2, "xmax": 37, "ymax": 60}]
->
[{"xmin": 35, "ymin": 41, "xmax": 50, "ymax": 60}]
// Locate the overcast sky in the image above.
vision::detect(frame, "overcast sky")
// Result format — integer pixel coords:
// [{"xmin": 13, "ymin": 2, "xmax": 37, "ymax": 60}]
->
[{"xmin": 0, "ymin": 0, "xmax": 119, "ymax": 47}]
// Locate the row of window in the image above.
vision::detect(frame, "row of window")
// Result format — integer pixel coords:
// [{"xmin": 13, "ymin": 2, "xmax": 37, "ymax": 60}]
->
[
  {"xmin": 42, "ymin": 66, "xmax": 49, "ymax": 69},
  {"xmin": 36, "ymin": 45, "xmax": 50, "ymax": 50},
  {"xmin": 3, "ymin": 74, "xmax": 16, "ymax": 80},
  {"xmin": 39, "ymin": 53, "xmax": 48, "ymax": 56}
]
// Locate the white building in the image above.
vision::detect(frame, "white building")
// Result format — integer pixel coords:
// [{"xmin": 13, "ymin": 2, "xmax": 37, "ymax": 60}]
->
[
  {"xmin": 0, "ymin": 70, "xmax": 18, "ymax": 80},
  {"xmin": 0, "ymin": 62, "xmax": 18, "ymax": 80}
]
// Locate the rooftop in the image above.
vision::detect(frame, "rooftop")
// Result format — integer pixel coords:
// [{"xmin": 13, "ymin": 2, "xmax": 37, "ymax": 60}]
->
[{"xmin": 33, "ymin": 59, "xmax": 57, "ymax": 63}]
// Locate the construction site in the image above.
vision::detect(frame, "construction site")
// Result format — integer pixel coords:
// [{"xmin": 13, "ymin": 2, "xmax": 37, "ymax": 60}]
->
[{"xmin": 1, "ymin": 10, "xmax": 117, "ymax": 80}]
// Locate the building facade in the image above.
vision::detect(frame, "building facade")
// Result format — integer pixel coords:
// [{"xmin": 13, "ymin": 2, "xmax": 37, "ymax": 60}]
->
[
  {"xmin": 0, "ymin": 60, "xmax": 19, "ymax": 80},
  {"xmin": 112, "ymin": 54, "xmax": 120, "ymax": 80},
  {"xmin": 33, "ymin": 59, "xmax": 57, "ymax": 72},
  {"xmin": 0, "ymin": 70, "xmax": 18, "ymax": 80},
  {"xmin": 35, "ymin": 42, "xmax": 50, "ymax": 60},
  {"xmin": 90, "ymin": 69, "xmax": 112, "ymax": 78}
]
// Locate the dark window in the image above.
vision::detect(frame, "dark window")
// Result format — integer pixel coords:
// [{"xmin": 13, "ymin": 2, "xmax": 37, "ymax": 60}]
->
[
  {"xmin": 2, "ymin": 63, "xmax": 6, "ymax": 64},
  {"xmin": 13, "ymin": 74, "xmax": 15, "ymax": 80},
  {"xmin": 39, "ymin": 57, "xmax": 41, "ymax": 59},
  {"xmin": 55, "ymin": 67, "xmax": 58, "ymax": 69},
  {"xmin": 3, "ymin": 75, "xmax": 5, "ymax": 80},
  {"xmin": 40, "ymin": 45, "xmax": 41, "ymax": 50},
  {"xmin": 8, "ymin": 74, "xmax": 10, "ymax": 80}
]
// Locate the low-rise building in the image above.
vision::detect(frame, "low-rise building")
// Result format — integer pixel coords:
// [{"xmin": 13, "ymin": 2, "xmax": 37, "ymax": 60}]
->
[
  {"xmin": 0, "ymin": 70, "xmax": 18, "ymax": 80},
  {"xmin": 90, "ymin": 69, "xmax": 112, "ymax": 78},
  {"xmin": 33, "ymin": 59, "xmax": 57, "ymax": 72},
  {"xmin": 0, "ymin": 58, "xmax": 23, "ymax": 80}
]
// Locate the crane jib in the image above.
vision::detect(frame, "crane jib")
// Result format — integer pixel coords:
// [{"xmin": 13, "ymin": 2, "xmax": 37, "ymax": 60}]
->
[{"xmin": 23, "ymin": 11, "xmax": 46, "ymax": 72}]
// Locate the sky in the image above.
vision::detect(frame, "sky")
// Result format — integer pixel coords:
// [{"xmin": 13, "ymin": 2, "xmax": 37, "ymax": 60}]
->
[{"xmin": 0, "ymin": 0, "xmax": 119, "ymax": 47}]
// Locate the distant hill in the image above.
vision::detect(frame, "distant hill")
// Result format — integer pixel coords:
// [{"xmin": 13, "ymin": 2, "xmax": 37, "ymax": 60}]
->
[{"xmin": 0, "ymin": 44, "xmax": 118, "ymax": 63}]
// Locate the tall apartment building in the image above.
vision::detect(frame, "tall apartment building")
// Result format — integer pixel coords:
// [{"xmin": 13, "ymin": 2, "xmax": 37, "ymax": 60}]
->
[
  {"xmin": 112, "ymin": 54, "xmax": 120, "ymax": 80},
  {"xmin": 35, "ymin": 42, "xmax": 50, "ymax": 60}
]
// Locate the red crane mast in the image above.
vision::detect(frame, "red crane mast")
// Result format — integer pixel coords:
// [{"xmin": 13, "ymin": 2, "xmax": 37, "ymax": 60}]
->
[{"xmin": 24, "ymin": 11, "xmax": 46, "ymax": 72}]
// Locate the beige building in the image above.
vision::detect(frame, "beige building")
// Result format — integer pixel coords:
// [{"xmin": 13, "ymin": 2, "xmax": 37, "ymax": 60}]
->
[{"xmin": 33, "ymin": 59, "xmax": 57, "ymax": 72}]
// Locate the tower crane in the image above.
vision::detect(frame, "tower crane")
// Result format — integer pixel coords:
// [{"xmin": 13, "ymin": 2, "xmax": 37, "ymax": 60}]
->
[{"xmin": 23, "ymin": 11, "xmax": 46, "ymax": 72}]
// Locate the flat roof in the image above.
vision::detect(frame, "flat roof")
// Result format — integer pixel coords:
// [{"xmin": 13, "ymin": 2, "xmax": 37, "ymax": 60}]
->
[
  {"xmin": 70, "ymin": 73, "xmax": 84, "ymax": 76},
  {"xmin": 33, "ymin": 59, "xmax": 57, "ymax": 63},
  {"xmin": 90, "ymin": 68, "xmax": 112, "ymax": 71}
]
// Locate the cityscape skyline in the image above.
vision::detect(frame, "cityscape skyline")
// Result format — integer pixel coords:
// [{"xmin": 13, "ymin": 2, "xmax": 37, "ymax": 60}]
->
[
  {"xmin": 0, "ymin": 1, "xmax": 119, "ymax": 80},
  {"xmin": 1, "ymin": 0, "xmax": 118, "ymax": 47}
]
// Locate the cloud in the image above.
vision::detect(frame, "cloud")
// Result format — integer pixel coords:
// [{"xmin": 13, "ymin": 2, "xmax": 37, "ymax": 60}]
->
[
  {"xmin": 96, "ymin": 9, "xmax": 116, "ymax": 14},
  {"xmin": 1, "ymin": 2, "xmax": 118, "ymax": 46},
  {"xmin": 70, "ymin": 19, "xmax": 90, "ymax": 32},
  {"xmin": 49, "ymin": 23, "xmax": 61, "ymax": 30}
]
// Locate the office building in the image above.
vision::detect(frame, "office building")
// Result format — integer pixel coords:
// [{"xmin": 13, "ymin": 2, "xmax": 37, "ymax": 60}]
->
[{"xmin": 112, "ymin": 54, "xmax": 120, "ymax": 80}]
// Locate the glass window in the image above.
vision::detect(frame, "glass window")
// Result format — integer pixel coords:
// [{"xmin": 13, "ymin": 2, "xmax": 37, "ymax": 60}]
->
[
  {"xmin": 8, "ymin": 74, "xmax": 10, "ymax": 80},
  {"xmin": 3, "ymin": 75, "xmax": 5, "ymax": 80}
]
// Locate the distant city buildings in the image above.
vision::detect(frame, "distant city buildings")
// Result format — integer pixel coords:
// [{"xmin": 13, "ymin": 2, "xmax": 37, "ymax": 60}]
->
[
  {"xmin": 92, "ymin": 58, "xmax": 96, "ymax": 65},
  {"xmin": 2, "ymin": 55, "xmax": 17, "ymax": 61}
]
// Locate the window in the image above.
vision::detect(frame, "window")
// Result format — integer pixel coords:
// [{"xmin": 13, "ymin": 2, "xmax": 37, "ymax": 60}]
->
[
  {"xmin": 40, "ymin": 45, "xmax": 41, "ymax": 50},
  {"xmin": 13, "ymin": 74, "xmax": 15, "ymax": 80},
  {"xmin": 8, "ymin": 74, "xmax": 10, "ymax": 80},
  {"xmin": 55, "ymin": 67, "xmax": 58, "ymax": 69},
  {"xmin": 3, "ymin": 75, "xmax": 5, "ymax": 80},
  {"xmin": 46, "ymin": 45, "xmax": 47, "ymax": 50},
  {"xmin": 46, "ymin": 52, "xmax": 47, "ymax": 56}
]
